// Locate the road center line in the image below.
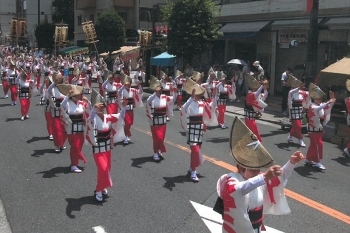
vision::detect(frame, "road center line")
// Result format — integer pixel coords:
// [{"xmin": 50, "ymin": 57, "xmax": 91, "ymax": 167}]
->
[{"xmin": 133, "ymin": 126, "xmax": 350, "ymax": 225}]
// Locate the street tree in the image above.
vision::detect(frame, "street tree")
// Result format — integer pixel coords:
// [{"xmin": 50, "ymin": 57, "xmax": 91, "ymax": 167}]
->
[
  {"xmin": 165, "ymin": 0, "xmax": 221, "ymax": 62},
  {"xmin": 34, "ymin": 21, "xmax": 55, "ymax": 50},
  {"xmin": 95, "ymin": 10, "xmax": 125, "ymax": 68},
  {"xmin": 52, "ymin": 0, "xmax": 74, "ymax": 40}
]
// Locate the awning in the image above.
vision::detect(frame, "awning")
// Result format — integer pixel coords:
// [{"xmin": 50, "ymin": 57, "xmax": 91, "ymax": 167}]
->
[
  {"xmin": 326, "ymin": 17, "xmax": 350, "ymax": 29},
  {"xmin": 219, "ymin": 21, "xmax": 270, "ymax": 33},
  {"xmin": 318, "ymin": 57, "xmax": 350, "ymax": 86},
  {"xmin": 100, "ymin": 46, "xmax": 140, "ymax": 60},
  {"xmin": 271, "ymin": 19, "xmax": 322, "ymax": 30},
  {"xmin": 59, "ymin": 46, "xmax": 89, "ymax": 56}
]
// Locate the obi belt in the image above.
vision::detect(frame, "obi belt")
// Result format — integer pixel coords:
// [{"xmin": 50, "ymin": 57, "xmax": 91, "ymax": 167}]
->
[{"xmin": 187, "ymin": 115, "xmax": 204, "ymax": 144}]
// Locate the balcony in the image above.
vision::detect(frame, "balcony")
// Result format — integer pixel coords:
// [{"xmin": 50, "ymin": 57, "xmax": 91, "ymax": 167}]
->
[
  {"xmin": 76, "ymin": 0, "xmax": 96, "ymax": 10},
  {"xmin": 114, "ymin": 0, "xmax": 134, "ymax": 8}
]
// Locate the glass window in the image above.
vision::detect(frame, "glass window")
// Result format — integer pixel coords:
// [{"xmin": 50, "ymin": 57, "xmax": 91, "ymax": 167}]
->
[{"xmin": 77, "ymin": 16, "xmax": 82, "ymax": 26}]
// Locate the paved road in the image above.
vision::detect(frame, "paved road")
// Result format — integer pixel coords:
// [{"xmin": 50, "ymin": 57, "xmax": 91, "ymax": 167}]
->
[{"xmin": 0, "ymin": 84, "xmax": 349, "ymax": 233}]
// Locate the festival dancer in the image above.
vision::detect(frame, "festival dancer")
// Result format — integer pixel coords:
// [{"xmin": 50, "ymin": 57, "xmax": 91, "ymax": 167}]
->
[
  {"xmin": 343, "ymin": 80, "xmax": 350, "ymax": 157},
  {"xmin": 87, "ymin": 89, "xmax": 127, "ymax": 202},
  {"xmin": 216, "ymin": 72, "xmax": 236, "ymax": 129},
  {"xmin": 40, "ymin": 75, "xmax": 54, "ymax": 140},
  {"xmin": 17, "ymin": 71, "xmax": 36, "ymax": 120},
  {"xmin": 118, "ymin": 76, "xmax": 143, "ymax": 144},
  {"xmin": 244, "ymin": 74, "xmax": 268, "ymax": 142},
  {"xmin": 305, "ymin": 83, "xmax": 335, "ymax": 171},
  {"xmin": 48, "ymin": 72, "xmax": 67, "ymax": 152},
  {"xmin": 1, "ymin": 59, "xmax": 9, "ymax": 98},
  {"xmin": 216, "ymin": 116, "xmax": 304, "ymax": 233},
  {"xmin": 160, "ymin": 71, "xmax": 174, "ymax": 121},
  {"xmin": 58, "ymin": 84, "xmax": 90, "ymax": 173},
  {"xmin": 102, "ymin": 72, "xmax": 121, "ymax": 114},
  {"xmin": 286, "ymin": 75, "xmax": 311, "ymax": 147},
  {"xmin": 173, "ymin": 70, "xmax": 186, "ymax": 110},
  {"xmin": 181, "ymin": 78, "xmax": 218, "ymax": 182},
  {"xmin": 146, "ymin": 77, "xmax": 174, "ymax": 161}
]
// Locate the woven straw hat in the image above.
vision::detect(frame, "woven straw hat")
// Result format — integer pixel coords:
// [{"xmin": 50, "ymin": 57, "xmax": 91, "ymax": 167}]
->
[
  {"xmin": 73, "ymin": 67, "xmax": 80, "ymax": 76},
  {"xmin": 208, "ymin": 67, "xmax": 215, "ymax": 75},
  {"xmin": 185, "ymin": 78, "xmax": 205, "ymax": 95},
  {"xmin": 91, "ymin": 88, "xmax": 105, "ymax": 106},
  {"xmin": 191, "ymin": 71, "xmax": 203, "ymax": 82},
  {"xmin": 149, "ymin": 75, "xmax": 162, "ymax": 91},
  {"xmin": 84, "ymin": 57, "xmax": 91, "ymax": 63},
  {"xmin": 346, "ymin": 79, "xmax": 350, "ymax": 92},
  {"xmin": 218, "ymin": 71, "xmax": 227, "ymax": 81},
  {"xmin": 247, "ymin": 74, "xmax": 260, "ymax": 89},
  {"xmin": 175, "ymin": 70, "xmax": 183, "ymax": 77},
  {"xmin": 52, "ymin": 72, "xmax": 64, "ymax": 84},
  {"xmin": 121, "ymin": 74, "xmax": 132, "ymax": 85},
  {"xmin": 230, "ymin": 116, "xmax": 274, "ymax": 170},
  {"xmin": 56, "ymin": 84, "xmax": 83, "ymax": 97},
  {"xmin": 160, "ymin": 71, "xmax": 167, "ymax": 79},
  {"xmin": 286, "ymin": 74, "xmax": 303, "ymax": 88},
  {"xmin": 309, "ymin": 83, "xmax": 325, "ymax": 99}
]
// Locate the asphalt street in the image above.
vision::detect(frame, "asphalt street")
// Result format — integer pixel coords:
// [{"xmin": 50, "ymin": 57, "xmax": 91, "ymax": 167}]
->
[{"xmin": 0, "ymin": 84, "xmax": 349, "ymax": 233}]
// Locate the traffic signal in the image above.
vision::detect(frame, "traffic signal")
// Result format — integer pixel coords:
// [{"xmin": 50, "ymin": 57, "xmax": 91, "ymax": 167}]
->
[
  {"xmin": 19, "ymin": 21, "xmax": 26, "ymax": 37},
  {"xmin": 10, "ymin": 19, "xmax": 17, "ymax": 37}
]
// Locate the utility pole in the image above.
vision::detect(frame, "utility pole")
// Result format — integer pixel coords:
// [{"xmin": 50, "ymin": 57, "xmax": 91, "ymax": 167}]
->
[
  {"xmin": 304, "ymin": 0, "xmax": 319, "ymax": 87},
  {"xmin": 38, "ymin": 0, "xmax": 40, "ymax": 24}
]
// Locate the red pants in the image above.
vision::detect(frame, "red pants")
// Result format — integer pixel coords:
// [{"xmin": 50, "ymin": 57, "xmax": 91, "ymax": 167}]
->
[
  {"xmin": 2, "ymin": 80, "xmax": 9, "ymax": 95},
  {"xmin": 218, "ymin": 105, "xmax": 226, "ymax": 125},
  {"xmin": 68, "ymin": 75, "xmax": 74, "ymax": 84},
  {"xmin": 67, "ymin": 133, "xmax": 87, "ymax": 166},
  {"xmin": 150, "ymin": 125, "xmax": 167, "ymax": 153},
  {"xmin": 190, "ymin": 144, "xmax": 202, "ymax": 171},
  {"xmin": 245, "ymin": 118, "xmax": 262, "ymax": 142},
  {"xmin": 306, "ymin": 132, "xmax": 323, "ymax": 163},
  {"xmin": 290, "ymin": 119, "xmax": 303, "ymax": 139},
  {"xmin": 93, "ymin": 150, "xmax": 112, "ymax": 192},
  {"xmin": 35, "ymin": 75, "xmax": 41, "ymax": 89},
  {"xmin": 99, "ymin": 83, "xmax": 104, "ymax": 96},
  {"xmin": 176, "ymin": 95, "xmax": 182, "ymax": 108},
  {"xmin": 52, "ymin": 117, "xmax": 67, "ymax": 147},
  {"xmin": 19, "ymin": 98, "xmax": 30, "ymax": 116},
  {"xmin": 10, "ymin": 85, "xmax": 18, "ymax": 102},
  {"xmin": 124, "ymin": 111, "xmax": 134, "ymax": 137},
  {"xmin": 44, "ymin": 111, "xmax": 53, "ymax": 136},
  {"xmin": 106, "ymin": 102, "xmax": 119, "ymax": 114},
  {"xmin": 88, "ymin": 76, "xmax": 92, "ymax": 88}
]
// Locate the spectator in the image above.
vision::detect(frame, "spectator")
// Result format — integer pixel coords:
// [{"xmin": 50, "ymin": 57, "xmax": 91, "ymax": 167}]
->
[{"xmin": 281, "ymin": 67, "xmax": 294, "ymax": 115}]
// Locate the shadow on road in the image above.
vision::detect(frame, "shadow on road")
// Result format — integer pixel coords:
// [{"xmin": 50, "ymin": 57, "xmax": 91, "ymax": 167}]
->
[
  {"xmin": 163, "ymin": 172, "xmax": 204, "ymax": 191},
  {"xmin": 65, "ymin": 196, "xmax": 103, "ymax": 219},
  {"xmin": 131, "ymin": 156, "xmax": 156, "ymax": 168},
  {"xmin": 5, "ymin": 117, "xmax": 21, "ymax": 122},
  {"xmin": 36, "ymin": 166, "xmax": 80, "ymax": 178},
  {"xmin": 331, "ymin": 156, "xmax": 350, "ymax": 167},
  {"xmin": 275, "ymin": 142, "xmax": 301, "ymax": 151},
  {"xmin": 179, "ymin": 131, "xmax": 186, "ymax": 137},
  {"xmin": 0, "ymin": 103, "xmax": 10, "ymax": 107},
  {"xmin": 27, "ymin": 136, "xmax": 50, "ymax": 144},
  {"xmin": 30, "ymin": 148, "xmax": 58, "ymax": 157},
  {"xmin": 293, "ymin": 166, "xmax": 320, "ymax": 179},
  {"xmin": 260, "ymin": 129, "xmax": 288, "ymax": 138},
  {"xmin": 206, "ymin": 137, "xmax": 229, "ymax": 143}
]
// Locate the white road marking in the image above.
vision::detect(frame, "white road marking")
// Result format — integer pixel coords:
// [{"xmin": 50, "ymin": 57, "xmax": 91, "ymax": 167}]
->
[
  {"xmin": 190, "ymin": 200, "xmax": 285, "ymax": 233},
  {"xmin": 92, "ymin": 226, "xmax": 107, "ymax": 233}
]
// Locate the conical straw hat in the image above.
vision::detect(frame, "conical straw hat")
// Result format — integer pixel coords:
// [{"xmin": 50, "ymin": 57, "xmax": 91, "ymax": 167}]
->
[
  {"xmin": 149, "ymin": 75, "xmax": 162, "ymax": 90},
  {"xmin": 230, "ymin": 116, "xmax": 274, "ymax": 170},
  {"xmin": 309, "ymin": 83, "xmax": 325, "ymax": 99},
  {"xmin": 91, "ymin": 88, "xmax": 105, "ymax": 106},
  {"xmin": 346, "ymin": 79, "xmax": 350, "ymax": 92},
  {"xmin": 208, "ymin": 67, "xmax": 215, "ymax": 76},
  {"xmin": 291, "ymin": 79, "xmax": 303, "ymax": 88},
  {"xmin": 73, "ymin": 67, "xmax": 80, "ymax": 76},
  {"xmin": 52, "ymin": 72, "xmax": 64, "ymax": 84},
  {"xmin": 185, "ymin": 77, "xmax": 205, "ymax": 95},
  {"xmin": 191, "ymin": 71, "xmax": 203, "ymax": 82},
  {"xmin": 121, "ymin": 75, "xmax": 132, "ymax": 85},
  {"xmin": 247, "ymin": 74, "xmax": 260, "ymax": 89},
  {"xmin": 218, "ymin": 71, "xmax": 227, "ymax": 81},
  {"xmin": 160, "ymin": 71, "xmax": 167, "ymax": 79},
  {"xmin": 175, "ymin": 70, "xmax": 183, "ymax": 77},
  {"xmin": 57, "ymin": 84, "xmax": 83, "ymax": 97}
]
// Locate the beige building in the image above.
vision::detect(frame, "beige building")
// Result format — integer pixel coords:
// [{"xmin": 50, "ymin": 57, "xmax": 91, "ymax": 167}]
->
[{"xmin": 216, "ymin": 0, "xmax": 350, "ymax": 95}]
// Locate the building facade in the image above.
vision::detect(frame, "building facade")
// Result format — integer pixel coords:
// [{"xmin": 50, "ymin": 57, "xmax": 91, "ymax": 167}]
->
[{"xmin": 216, "ymin": 0, "xmax": 350, "ymax": 95}]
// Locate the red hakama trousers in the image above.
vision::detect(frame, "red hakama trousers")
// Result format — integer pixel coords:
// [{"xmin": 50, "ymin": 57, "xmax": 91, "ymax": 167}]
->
[
  {"xmin": 35, "ymin": 75, "xmax": 41, "ymax": 89},
  {"xmin": 67, "ymin": 133, "xmax": 87, "ymax": 166},
  {"xmin": 19, "ymin": 98, "xmax": 30, "ymax": 116},
  {"xmin": 124, "ymin": 111, "xmax": 134, "ymax": 137},
  {"xmin": 68, "ymin": 74, "xmax": 74, "ymax": 84},
  {"xmin": 306, "ymin": 132, "xmax": 323, "ymax": 163},
  {"xmin": 2, "ymin": 80, "xmax": 9, "ymax": 95},
  {"xmin": 290, "ymin": 119, "xmax": 303, "ymax": 139},
  {"xmin": 190, "ymin": 144, "xmax": 202, "ymax": 171},
  {"xmin": 88, "ymin": 75, "xmax": 92, "ymax": 88},
  {"xmin": 10, "ymin": 85, "xmax": 18, "ymax": 102},
  {"xmin": 245, "ymin": 118, "xmax": 262, "ymax": 142},
  {"xmin": 52, "ymin": 117, "xmax": 67, "ymax": 147},
  {"xmin": 150, "ymin": 125, "xmax": 167, "ymax": 153},
  {"xmin": 176, "ymin": 95, "xmax": 182, "ymax": 108},
  {"xmin": 106, "ymin": 102, "xmax": 119, "ymax": 114},
  {"xmin": 218, "ymin": 104, "xmax": 226, "ymax": 125},
  {"xmin": 99, "ymin": 83, "xmax": 104, "ymax": 96},
  {"xmin": 44, "ymin": 111, "xmax": 53, "ymax": 136},
  {"xmin": 93, "ymin": 150, "xmax": 112, "ymax": 192}
]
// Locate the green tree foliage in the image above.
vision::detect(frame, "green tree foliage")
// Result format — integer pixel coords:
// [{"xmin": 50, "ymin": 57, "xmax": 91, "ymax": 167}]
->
[
  {"xmin": 165, "ymin": 0, "xmax": 221, "ymax": 61},
  {"xmin": 95, "ymin": 10, "xmax": 125, "ymax": 55},
  {"xmin": 52, "ymin": 0, "xmax": 74, "ymax": 40},
  {"xmin": 34, "ymin": 22, "xmax": 55, "ymax": 49}
]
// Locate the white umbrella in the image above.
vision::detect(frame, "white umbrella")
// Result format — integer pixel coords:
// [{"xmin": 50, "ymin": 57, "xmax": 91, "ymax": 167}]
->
[{"xmin": 227, "ymin": 59, "xmax": 247, "ymax": 66}]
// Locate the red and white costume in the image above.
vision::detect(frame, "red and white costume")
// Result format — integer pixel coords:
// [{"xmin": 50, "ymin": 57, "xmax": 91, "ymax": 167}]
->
[
  {"xmin": 102, "ymin": 79, "xmax": 122, "ymax": 114},
  {"xmin": 40, "ymin": 77, "xmax": 53, "ymax": 138},
  {"xmin": 201, "ymin": 80, "xmax": 218, "ymax": 103},
  {"xmin": 216, "ymin": 82, "xmax": 236, "ymax": 126},
  {"xmin": 113, "ymin": 60, "xmax": 124, "ymax": 82},
  {"xmin": 161, "ymin": 80, "xmax": 174, "ymax": 117},
  {"xmin": 344, "ymin": 97, "xmax": 350, "ymax": 155},
  {"xmin": 244, "ymin": 85, "xmax": 268, "ymax": 142},
  {"xmin": 7, "ymin": 68, "xmax": 18, "ymax": 104},
  {"xmin": 97, "ymin": 69, "xmax": 105, "ymax": 96},
  {"xmin": 17, "ymin": 75, "xmax": 35, "ymax": 118},
  {"xmin": 306, "ymin": 101, "xmax": 333, "ymax": 163},
  {"xmin": 86, "ymin": 107, "xmax": 126, "ymax": 193},
  {"xmin": 118, "ymin": 85, "xmax": 143, "ymax": 142},
  {"xmin": 68, "ymin": 62, "xmax": 75, "ymax": 84},
  {"xmin": 61, "ymin": 95, "xmax": 89, "ymax": 167},
  {"xmin": 174, "ymin": 75, "xmax": 186, "ymax": 109},
  {"xmin": 216, "ymin": 161, "xmax": 295, "ymax": 233},
  {"xmin": 146, "ymin": 93, "xmax": 173, "ymax": 157},
  {"xmin": 33, "ymin": 62, "xmax": 42, "ymax": 89},
  {"xmin": 1, "ymin": 66, "xmax": 9, "ymax": 98},
  {"xmin": 181, "ymin": 96, "xmax": 218, "ymax": 174}
]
